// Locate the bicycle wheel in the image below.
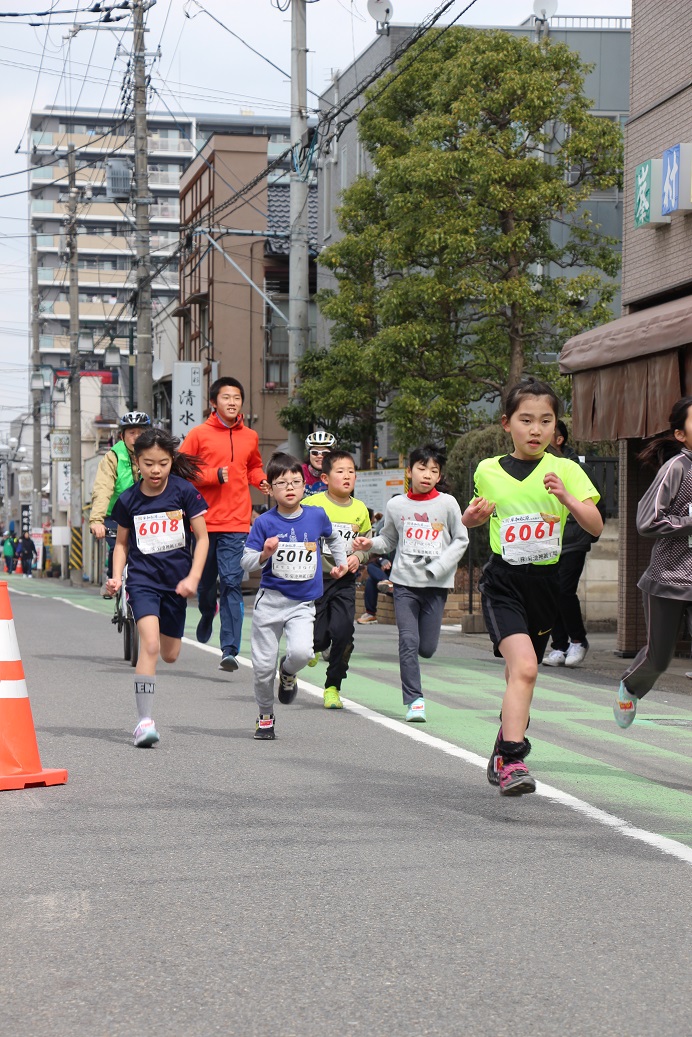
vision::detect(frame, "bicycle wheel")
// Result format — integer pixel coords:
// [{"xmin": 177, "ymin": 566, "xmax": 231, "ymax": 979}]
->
[
  {"xmin": 123, "ymin": 614, "xmax": 132, "ymax": 661},
  {"xmin": 129, "ymin": 611, "xmax": 139, "ymax": 668}
]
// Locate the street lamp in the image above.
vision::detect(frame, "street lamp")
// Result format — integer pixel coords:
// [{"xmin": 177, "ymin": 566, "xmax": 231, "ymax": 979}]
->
[{"xmin": 0, "ymin": 439, "xmax": 28, "ymax": 533}]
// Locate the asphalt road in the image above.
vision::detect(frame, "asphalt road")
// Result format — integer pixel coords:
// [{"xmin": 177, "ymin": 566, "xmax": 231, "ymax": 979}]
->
[{"xmin": 1, "ymin": 576, "xmax": 691, "ymax": 1037}]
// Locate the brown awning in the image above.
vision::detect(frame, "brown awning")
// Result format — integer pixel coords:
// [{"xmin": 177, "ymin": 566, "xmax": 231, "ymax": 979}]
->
[{"xmin": 560, "ymin": 294, "xmax": 692, "ymax": 373}]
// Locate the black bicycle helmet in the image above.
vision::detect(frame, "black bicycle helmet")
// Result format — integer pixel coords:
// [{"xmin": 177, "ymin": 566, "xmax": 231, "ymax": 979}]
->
[{"xmin": 119, "ymin": 411, "xmax": 151, "ymax": 428}]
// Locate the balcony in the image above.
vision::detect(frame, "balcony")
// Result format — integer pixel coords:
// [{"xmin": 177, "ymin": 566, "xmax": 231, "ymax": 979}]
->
[
  {"xmin": 31, "ymin": 130, "xmax": 135, "ymax": 153},
  {"xmin": 39, "ymin": 267, "xmax": 132, "ymax": 286},
  {"xmin": 147, "ymin": 136, "xmax": 193, "ymax": 154},
  {"xmin": 31, "ymin": 199, "xmax": 129, "ymax": 220},
  {"xmin": 32, "ymin": 165, "xmax": 106, "ymax": 185},
  {"xmin": 48, "ymin": 301, "xmax": 135, "ymax": 321},
  {"xmin": 40, "ymin": 333, "xmax": 129, "ymax": 353},
  {"xmin": 148, "ymin": 170, "xmax": 181, "ymax": 186},
  {"xmin": 149, "ymin": 201, "xmax": 180, "ymax": 221}
]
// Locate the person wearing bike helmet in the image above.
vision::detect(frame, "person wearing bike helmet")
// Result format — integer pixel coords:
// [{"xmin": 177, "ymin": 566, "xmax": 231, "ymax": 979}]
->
[
  {"xmin": 302, "ymin": 430, "xmax": 336, "ymax": 497},
  {"xmin": 89, "ymin": 411, "xmax": 151, "ymax": 595}
]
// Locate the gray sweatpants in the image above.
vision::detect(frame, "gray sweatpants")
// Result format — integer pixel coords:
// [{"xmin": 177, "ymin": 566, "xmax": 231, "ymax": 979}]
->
[
  {"xmin": 622, "ymin": 592, "xmax": 692, "ymax": 699},
  {"xmin": 393, "ymin": 584, "xmax": 448, "ymax": 705},
  {"xmin": 251, "ymin": 587, "xmax": 316, "ymax": 713}
]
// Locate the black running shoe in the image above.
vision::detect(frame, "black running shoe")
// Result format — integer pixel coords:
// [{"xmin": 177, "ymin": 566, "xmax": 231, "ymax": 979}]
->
[
  {"xmin": 277, "ymin": 655, "xmax": 298, "ymax": 704},
  {"xmin": 254, "ymin": 714, "xmax": 275, "ymax": 740},
  {"xmin": 196, "ymin": 611, "xmax": 215, "ymax": 644},
  {"xmin": 487, "ymin": 725, "xmax": 503, "ymax": 786}
]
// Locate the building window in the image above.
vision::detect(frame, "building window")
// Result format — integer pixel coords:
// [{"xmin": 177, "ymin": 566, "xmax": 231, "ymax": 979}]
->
[
  {"xmin": 340, "ymin": 146, "xmax": 349, "ymax": 194},
  {"xmin": 323, "ymin": 159, "xmax": 333, "ymax": 239}
]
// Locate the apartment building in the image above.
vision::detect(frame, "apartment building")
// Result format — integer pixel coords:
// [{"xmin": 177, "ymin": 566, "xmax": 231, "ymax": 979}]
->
[
  {"xmin": 178, "ymin": 130, "xmax": 317, "ymax": 457},
  {"xmin": 27, "ymin": 107, "xmax": 301, "ymax": 559}
]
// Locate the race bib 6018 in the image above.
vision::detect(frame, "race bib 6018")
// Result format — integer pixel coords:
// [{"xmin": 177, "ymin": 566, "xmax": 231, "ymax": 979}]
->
[{"xmin": 134, "ymin": 510, "xmax": 186, "ymax": 555}]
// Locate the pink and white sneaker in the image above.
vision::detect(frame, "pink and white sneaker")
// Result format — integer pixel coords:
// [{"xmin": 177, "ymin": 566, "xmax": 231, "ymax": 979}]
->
[{"xmin": 133, "ymin": 718, "xmax": 160, "ymax": 748}]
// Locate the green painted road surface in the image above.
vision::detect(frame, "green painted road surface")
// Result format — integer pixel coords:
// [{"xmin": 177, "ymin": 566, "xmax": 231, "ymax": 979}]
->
[{"xmin": 6, "ymin": 573, "xmax": 692, "ymax": 849}]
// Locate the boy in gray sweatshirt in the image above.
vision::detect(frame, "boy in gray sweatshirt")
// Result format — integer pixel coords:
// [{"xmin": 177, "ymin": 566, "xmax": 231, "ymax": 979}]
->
[{"xmin": 354, "ymin": 445, "xmax": 468, "ymax": 722}]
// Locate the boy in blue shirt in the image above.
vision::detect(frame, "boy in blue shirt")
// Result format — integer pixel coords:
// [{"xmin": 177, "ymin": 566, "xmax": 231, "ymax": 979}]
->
[{"xmin": 241, "ymin": 453, "xmax": 348, "ymax": 740}]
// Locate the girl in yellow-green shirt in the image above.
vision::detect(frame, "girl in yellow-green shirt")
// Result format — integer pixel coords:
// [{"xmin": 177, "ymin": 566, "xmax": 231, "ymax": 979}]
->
[{"xmin": 463, "ymin": 378, "xmax": 602, "ymax": 797}]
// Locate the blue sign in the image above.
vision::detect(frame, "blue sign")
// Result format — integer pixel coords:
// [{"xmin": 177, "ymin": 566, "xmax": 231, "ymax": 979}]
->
[{"xmin": 662, "ymin": 144, "xmax": 681, "ymax": 215}]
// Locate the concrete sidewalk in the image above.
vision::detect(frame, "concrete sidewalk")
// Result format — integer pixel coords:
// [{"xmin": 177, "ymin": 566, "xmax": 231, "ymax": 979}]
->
[{"xmin": 457, "ymin": 628, "xmax": 692, "ymax": 697}]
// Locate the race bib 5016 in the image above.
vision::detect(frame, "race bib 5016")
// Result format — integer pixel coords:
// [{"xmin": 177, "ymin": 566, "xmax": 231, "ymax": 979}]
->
[
  {"xmin": 271, "ymin": 542, "xmax": 318, "ymax": 581},
  {"xmin": 134, "ymin": 510, "xmax": 186, "ymax": 555},
  {"xmin": 500, "ymin": 513, "xmax": 560, "ymax": 565}
]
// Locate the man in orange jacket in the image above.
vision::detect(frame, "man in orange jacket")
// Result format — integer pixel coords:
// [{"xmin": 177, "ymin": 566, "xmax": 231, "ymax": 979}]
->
[{"xmin": 181, "ymin": 377, "xmax": 269, "ymax": 671}]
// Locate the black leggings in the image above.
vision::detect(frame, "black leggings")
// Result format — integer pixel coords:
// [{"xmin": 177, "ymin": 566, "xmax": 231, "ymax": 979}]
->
[{"xmin": 621, "ymin": 592, "xmax": 691, "ymax": 699}]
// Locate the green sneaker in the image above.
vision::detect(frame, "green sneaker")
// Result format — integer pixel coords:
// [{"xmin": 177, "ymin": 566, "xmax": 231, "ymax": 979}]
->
[
  {"xmin": 613, "ymin": 681, "xmax": 637, "ymax": 729},
  {"xmin": 405, "ymin": 697, "xmax": 426, "ymax": 722},
  {"xmin": 323, "ymin": 686, "xmax": 343, "ymax": 709},
  {"xmin": 307, "ymin": 654, "xmax": 319, "ymax": 668}
]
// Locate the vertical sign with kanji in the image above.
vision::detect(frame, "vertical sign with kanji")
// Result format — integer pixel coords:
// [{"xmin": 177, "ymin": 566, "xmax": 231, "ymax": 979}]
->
[
  {"xmin": 634, "ymin": 160, "xmax": 651, "ymax": 228},
  {"xmin": 172, "ymin": 362, "xmax": 203, "ymax": 440},
  {"xmin": 661, "ymin": 145, "xmax": 680, "ymax": 215}
]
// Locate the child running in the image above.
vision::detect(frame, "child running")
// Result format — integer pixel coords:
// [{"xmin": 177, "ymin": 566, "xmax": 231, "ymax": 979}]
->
[
  {"xmin": 303, "ymin": 450, "xmax": 372, "ymax": 709},
  {"xmin": 107, "ymin": 428, "xmax": 209, "ymax": 747},
  {"xmin": 241, "ymin": 453, "xmax": 348, "ymax": 740},
  {"xmin": 614, "ymin": 397, "xmax": 692, "ymax": 728},
  {"xmin": 463, "ymin": 378, "xmax": 602, "ymax": 795},
  {"xmin": 354, "ymin": 445, "xmax": 468, "ymax": 723}
]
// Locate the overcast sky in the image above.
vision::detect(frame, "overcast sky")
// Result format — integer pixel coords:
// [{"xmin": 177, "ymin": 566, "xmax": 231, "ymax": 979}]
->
[{"xmin": 0, "ymin": 0, "xmax": 632, "ymax": 425}]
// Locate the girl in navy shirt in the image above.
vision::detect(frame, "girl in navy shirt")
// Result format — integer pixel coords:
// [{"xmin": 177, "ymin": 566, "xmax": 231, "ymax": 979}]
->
[{"xmin": 108, "ymin": 428, "xmax": 209, "ymax": 747}]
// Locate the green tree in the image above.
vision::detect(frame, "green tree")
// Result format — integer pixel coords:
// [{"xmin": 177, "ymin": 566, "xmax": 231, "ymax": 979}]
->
[{"xmin": 288, "ymin": 27, "xmax": 622, "ymax": 452}]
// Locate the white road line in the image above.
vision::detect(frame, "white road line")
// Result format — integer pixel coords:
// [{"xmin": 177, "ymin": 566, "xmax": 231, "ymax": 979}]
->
[{"xmin": 10, "ymin": 589, "xmax": 692, "ymax": 866}]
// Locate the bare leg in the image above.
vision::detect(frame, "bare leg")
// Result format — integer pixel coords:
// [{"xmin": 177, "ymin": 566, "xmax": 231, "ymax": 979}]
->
[{"xmin": 498, "ymin": 632, "xmax": 538, "ymax": 743}]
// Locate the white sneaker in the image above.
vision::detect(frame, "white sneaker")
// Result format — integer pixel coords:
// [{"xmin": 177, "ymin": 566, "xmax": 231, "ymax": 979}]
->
[
  {"xmin": 565, "ymin": 642, "xmax": 588, "ymax": 667},
  {"xmin": 543, "ymin": 649, "xmax": 566, "ymax": 667},
  {"xmin": 133, "ymin": 718, "xmax": 160, "ymax": 747}
]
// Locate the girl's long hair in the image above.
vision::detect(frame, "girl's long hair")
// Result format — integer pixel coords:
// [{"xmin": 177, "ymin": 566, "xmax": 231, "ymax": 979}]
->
[
  {"xmin": 637, "ymin": 397, "xmax": 692, "ymax": 469},
  {"xmin": 133, "ymin": 427, "xmax": 203, "ymax": 482}
]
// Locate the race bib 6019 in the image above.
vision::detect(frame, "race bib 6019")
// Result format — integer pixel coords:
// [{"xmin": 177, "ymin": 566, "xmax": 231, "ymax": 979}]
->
[{"xmin": 401, "ymin": 520, "xmax": 444, "ymax": 557}]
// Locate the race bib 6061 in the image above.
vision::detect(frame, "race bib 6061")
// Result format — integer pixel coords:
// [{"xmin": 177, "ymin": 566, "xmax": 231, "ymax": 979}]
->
[
  {"xmin": 134, "ymin": 510, "xmax": 186, "ymax": 555},
  {"xmin": 500, "ymin": 513, "xmax": 560, "ymax": 565}
]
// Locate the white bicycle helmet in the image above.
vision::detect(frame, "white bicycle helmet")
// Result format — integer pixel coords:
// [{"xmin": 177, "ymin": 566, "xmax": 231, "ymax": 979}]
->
[
  {"xmin": 119, "ymin": 411, "xmax": 151, "ymax": 428},
  {"xmin": 305, "ymin": 430, "xmax": 336, "ymax": 451}
]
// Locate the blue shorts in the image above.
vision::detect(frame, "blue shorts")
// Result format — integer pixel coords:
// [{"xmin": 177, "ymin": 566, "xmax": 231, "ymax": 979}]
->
[{"xmin": 127, "ymin": 585, "xmax": 187, "ymax": 639}]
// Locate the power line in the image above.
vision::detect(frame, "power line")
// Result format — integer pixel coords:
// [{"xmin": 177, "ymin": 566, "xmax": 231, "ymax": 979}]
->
[{"xmin": 185, "ymin": 0, "xmax": 322, "ymax": 100}]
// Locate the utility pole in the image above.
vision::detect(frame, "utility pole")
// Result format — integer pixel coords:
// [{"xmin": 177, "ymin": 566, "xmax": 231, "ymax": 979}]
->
[
  {"xmin": 287, "ymin": 0, "xmax": 310, "ymax": 458},
  {"xmin": 30, "ymin": 230, "xmax": 42, "ymax": 537},
  {"xmin": 133, "ymin": 0, "xmax": 153, "ymax": 416},
  {"xmin": 67, "ymin": 145, "xmax": 83, "ymax": 585}
]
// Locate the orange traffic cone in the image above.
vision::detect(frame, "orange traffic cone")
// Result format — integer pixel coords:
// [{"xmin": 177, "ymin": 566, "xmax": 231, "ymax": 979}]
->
[
  {"xmin": 0, "ymin": 581, "xmax": 67, "ymax": 790},
  {"xmin": 15, "ymin": 558, "xmax": 22, "ymax": 575}
]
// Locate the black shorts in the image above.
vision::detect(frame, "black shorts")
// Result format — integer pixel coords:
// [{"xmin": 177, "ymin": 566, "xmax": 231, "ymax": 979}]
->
[
  {"xmin": 479, "ymin": 555, "xmax": 560, "ymax": 663},
  {"xmin": 127, "ymin": 585, "xmax": 187, "ymax": 639}
]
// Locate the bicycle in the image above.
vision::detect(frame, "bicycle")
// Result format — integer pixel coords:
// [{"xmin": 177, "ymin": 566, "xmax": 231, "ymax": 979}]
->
[{"xmin": 105, "ymin": 527, "xmax": 139, "ymax": 668}]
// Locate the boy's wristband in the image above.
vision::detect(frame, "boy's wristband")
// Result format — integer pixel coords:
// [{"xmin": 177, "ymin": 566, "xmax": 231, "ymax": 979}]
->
[{"xmin": 217, "ymin": 468, "xmax": 224, "ymax": 484}]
